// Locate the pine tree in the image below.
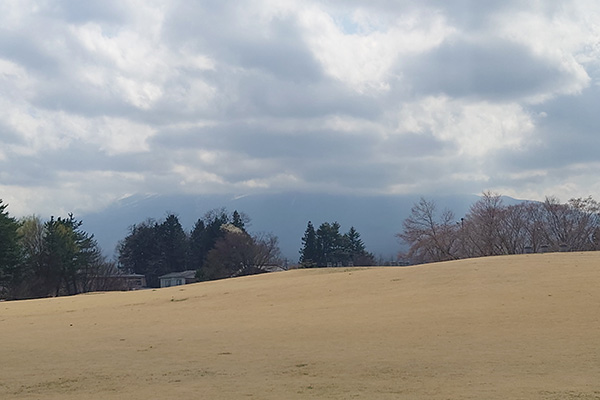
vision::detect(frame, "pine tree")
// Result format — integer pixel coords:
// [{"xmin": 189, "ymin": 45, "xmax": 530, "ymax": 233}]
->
[
  {"xmin": 316, "ymin": 222, "xmax": 345, "ymax": 266},
  {"xmin": 188, "ymin": 219, "xmax": 206, "ymax": 270},
  {"xmin": 119, "ymin": 214, "xmax": 189, "ymax": 288},
  {"xmin": 232, "ymin": 210, "xmax": 246, "ymax": 232},
  {"xmin": 345, "ymin": 227, "xmax": 365, "ymax": 255},
  {"xmin": 189, "ymin": 209, "xmax": 230, "ymax": 279},
  {"xmin": 157, "ymin": 214, "xmax": 188, "ymax": 273},
  {"xmin": 343, "ymin": 226, "xmax": 374, "ymax": 266},
  {"xmin": 118, "ymin": 220, "xmax": 161, "ymax": 286},
  {"xmin": 299, "ymin": 221, "xmax": 318, "ymax": 267}
]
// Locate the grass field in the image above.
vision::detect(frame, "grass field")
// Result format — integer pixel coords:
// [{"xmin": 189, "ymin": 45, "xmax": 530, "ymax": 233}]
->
[{"xmin": 2, "ymin": 252, "xmax": 600, "ymax": 399}]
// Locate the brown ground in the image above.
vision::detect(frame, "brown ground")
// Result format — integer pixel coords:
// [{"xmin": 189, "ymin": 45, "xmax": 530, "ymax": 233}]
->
[{"xmin": 1, "ymin": 252, "xmax": 600, "ymax": 399}]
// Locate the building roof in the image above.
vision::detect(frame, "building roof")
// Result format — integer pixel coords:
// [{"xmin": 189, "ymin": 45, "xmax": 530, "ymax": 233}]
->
[{"xmin": 158, "ymin": 270, "xmax": 197, "ymax": 280}]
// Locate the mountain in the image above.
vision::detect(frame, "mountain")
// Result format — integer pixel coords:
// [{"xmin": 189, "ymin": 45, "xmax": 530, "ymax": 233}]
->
[{"xmin": 81, "ymin": 192, "xmax": 481, "ymax": 262}]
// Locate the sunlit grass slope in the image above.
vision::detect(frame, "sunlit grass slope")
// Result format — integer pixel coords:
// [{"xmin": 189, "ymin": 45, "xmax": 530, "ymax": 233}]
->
[{"xmin": 2, "ymin": 252, "xmax": 600, "ymax": 399}]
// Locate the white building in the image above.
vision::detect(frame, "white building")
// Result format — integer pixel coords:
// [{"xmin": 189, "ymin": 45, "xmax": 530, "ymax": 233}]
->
[{"xmin": 159, "ymin": 270, "xmax": 197, "ymax": 288}]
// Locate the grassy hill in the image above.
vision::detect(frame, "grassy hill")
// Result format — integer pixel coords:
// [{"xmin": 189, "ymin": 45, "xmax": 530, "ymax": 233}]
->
[{"xmin": 2, "ymin": 252, "xmax": 600, "ymax": 399}]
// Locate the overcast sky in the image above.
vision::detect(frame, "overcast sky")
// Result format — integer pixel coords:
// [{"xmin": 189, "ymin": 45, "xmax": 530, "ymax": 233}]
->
[{"xmin": 2, "ymin": 1, "xmax": 600, "ymax": 216}]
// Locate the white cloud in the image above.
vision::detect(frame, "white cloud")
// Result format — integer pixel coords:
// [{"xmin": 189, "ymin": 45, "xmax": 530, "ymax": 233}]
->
[
  {"xmin": 0, "ymin": 170, "xmax": 146, "ymax": 217},
  {"xmin": 299, "ymin": 5, "xmax": 455, "ymax": 92},
  {"xmin": 0, "ymin": 58, "xmax": 35, "ymax": 100},
  {"xmin": 493, "ymin": 3, "xmax": 599, "ymax": 100},
  {"xmin": 95, "ymin": 117, "xmax": 156, "ymax": 155},
  {"xmin": 396, "ymin": 96, "xmax": 535, "ymax": 157}
]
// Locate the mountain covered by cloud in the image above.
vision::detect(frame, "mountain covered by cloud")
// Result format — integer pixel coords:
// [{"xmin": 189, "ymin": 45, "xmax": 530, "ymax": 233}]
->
[
  {"xmin": 1, "ymin": 1, "xmax": 599, "ymax": 218},
  {"xmin": 81, "ymin": 192, "xmax": 480, "ymax": 262}
]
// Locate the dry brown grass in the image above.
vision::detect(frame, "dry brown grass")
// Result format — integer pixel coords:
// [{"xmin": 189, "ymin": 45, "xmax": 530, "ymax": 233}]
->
[{"xmin": 2, "ymin": 252, "xmax": 600, "ymax": 399}]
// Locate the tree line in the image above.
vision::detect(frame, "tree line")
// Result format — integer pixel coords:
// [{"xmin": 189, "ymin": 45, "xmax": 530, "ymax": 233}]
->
[
  {"xmin": 299, "ymin": 221, "xmax": 375, "ymax": 267},
  {"xmin": 2, "ymin": 200, "xmax": 379, "ymax": 300},
  {"xmin": 398, "ymin": 192, "xmax": 600, "ymax": 264},
  {"xmin": 0, "ymin": 200, "xmax": 285, "ymax": 299},
  {"xmin": 117, "ymin": 209, "xmax": 282, "ymax": 287},
  {"xmin": 0, "ymin": 201, "xmax": 110, "ymax": 299}
]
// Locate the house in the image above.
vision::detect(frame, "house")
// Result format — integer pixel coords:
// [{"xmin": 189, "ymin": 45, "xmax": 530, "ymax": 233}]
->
[{"xmin": 159, "ymin": 270, "xmax": 197, "ymax": 288}]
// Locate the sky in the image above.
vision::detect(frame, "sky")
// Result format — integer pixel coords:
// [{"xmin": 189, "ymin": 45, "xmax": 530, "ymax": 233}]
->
[{"xmin": 2, "ymin": 0, "xmax": 600, "ymax": 217}]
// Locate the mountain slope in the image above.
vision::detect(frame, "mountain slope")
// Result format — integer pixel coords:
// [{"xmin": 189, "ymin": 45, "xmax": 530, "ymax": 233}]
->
[{"xmin": 2, "ymin": 252, "xmax": 600, "ymax": 399}]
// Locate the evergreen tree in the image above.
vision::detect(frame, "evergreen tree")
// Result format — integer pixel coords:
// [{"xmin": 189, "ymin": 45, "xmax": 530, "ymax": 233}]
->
[
  {"xmin": 344, "ymin": 227, "xmax": 365, "ymax": 254},
  {"xmin": 343, "ymin": 226, "xmax": 375, "ymax": 266},
  {"xmin": 189, "ymin": 209, "xmax": 230, "ymax": 274},
  {"xmin": 188, "ymin": 219, "xmax": 206, "ymax": 270},
  {"xmin": 0, "ymin": 200, "xmax": 22, "ymax": 297},
  {"xmin": 299, "ymin": 221, "xmax": 318, "ymax": 267},
  {"xmin": 316, "ymin": 222, "xmax": 345, "ymax": 266},
  {"xmin": 157, "ymin": 214, "xmax": 188, "ymax": 273},
  {"xmin": 119, "ymin": 208, "xmax": 260, "ymax": 284},
  {"xmin": 118, "ymin": 220, "xmax": 162, "ymax": 287},
  {"xmin": 231, "ymin": 210, "xmax": 247, "ymax": 232},
  {"xmin": 43, "ymin": 214, "xmax": 101, "ymax": 296},
  {"xmin": 299, "ymin": 221, "xmax": 374, "ymax": 267},
  {"xmin": 191, "ymin": 209, "xmax": 251, "ymax": 278}
]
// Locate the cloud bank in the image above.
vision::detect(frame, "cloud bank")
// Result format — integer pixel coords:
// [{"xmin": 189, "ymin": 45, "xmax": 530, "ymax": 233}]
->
[{"xmin": 1, "ymin": 0, "xmax": 600, "ymax": 215}]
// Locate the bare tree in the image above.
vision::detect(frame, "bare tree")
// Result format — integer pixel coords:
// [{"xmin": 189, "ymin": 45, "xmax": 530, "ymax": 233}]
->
[
  {"xmin": 541, "ymin": 196, "xmax": 600, "ymax": 251},
  {"xmin": 397, "ymin": 197, "xmax": 459, "ymax": 264},
  {"xmin": 252, "ymin": 232, "xmax": 284, "ymax": 271},
  {"xmin": 497, "ymin": 203, "xmax": 530, "ymax": 255},
  {"xmin": 400, "ymin": 193, "xmax": 600, "ymax": 265},
  {"xmin": 461, "ymin": 191, "xmax": 505, "ymax": 257}
]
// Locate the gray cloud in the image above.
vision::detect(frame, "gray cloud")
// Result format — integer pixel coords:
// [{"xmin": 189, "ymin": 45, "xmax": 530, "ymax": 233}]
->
[
  {"xmin": 0, "ymin": 121, "xmax": 23, "ymax": 145},
  {"xmin": 0, "ymin": 30, "xmax": 61, "ymax": 75},
  {"xmin": 491, "ymin": 85, "xmax": 600, "ymax": 173},
  {"xmin": 48, "ymin": 1, "xmax": 128, "ymax": 24},
  {"xmin": 1, "ymin": 1, "xmax": 599, "ymax": 216},
  {"xmin": 402, "ymin": 38, "xmax": 572, "ymax": 101}
]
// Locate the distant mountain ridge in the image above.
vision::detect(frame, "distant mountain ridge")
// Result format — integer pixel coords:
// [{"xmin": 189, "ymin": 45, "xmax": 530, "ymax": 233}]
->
[{"xmin": 81, "ymin": 192, "xmax": 484, "ymax": 262}]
